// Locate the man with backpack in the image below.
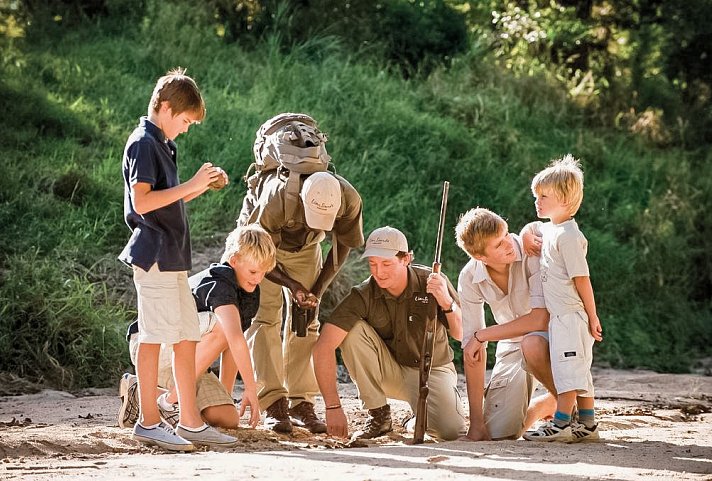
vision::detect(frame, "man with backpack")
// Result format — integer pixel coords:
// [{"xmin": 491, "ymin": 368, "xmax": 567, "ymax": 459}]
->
[{"xmin": 237, "ymin": 113, "xmax": 364, "ymax": 433}]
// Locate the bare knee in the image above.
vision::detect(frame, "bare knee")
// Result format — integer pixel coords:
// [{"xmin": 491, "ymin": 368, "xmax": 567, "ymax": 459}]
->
[
  {"xmin": 204, "ymin": 322, "xmax": 229, "ymax": 351},
  {"xmin": 202, "ymin": 404, "xmax": 240, "ymax": 429},
  {"xmin": 521, "ymin": 335, "xmax": 548, "ymax": 365}
]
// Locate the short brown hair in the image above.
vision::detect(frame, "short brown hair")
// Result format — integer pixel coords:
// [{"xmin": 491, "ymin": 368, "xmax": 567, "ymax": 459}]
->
[
  {"xmin": 149, "ymin": 67, "xmax": 206, "ymax": 121},
  {"xmin": 455, "ymin": 207, "xmax": 508, "ymax": 258},
  {"xmin": 531, "ymin": 154, "xmax": 584, "ymax": 216}
]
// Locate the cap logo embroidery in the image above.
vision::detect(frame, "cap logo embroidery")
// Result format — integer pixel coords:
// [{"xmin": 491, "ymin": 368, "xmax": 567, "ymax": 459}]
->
[
  {"xmin": 310, "ymin": 198, "xmax": 335, "ymax": 212},
  {"xmin": 369, "ymin": 236, "xmax": 391, "ymax": 246}
]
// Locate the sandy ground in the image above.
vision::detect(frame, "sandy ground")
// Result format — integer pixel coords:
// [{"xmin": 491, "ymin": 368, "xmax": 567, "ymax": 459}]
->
[{"xmin": 0, "ymin": 367, "xmax": 711, "ymax": 481}]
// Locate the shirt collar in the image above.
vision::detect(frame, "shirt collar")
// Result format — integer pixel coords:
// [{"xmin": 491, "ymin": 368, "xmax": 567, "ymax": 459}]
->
[
  {"xmin": 471, "ymin": 234, "xmax": 524, "ymax": 283},
  {"xmin": 140, "ymin": 116, "xmax": 170, "ymax": 145}
]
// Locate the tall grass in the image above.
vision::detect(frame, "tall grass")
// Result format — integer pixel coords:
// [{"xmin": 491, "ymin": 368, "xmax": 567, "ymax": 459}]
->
[{"xmin": 0, "ymin": 1, "xmax": 709, "ymax": 386}]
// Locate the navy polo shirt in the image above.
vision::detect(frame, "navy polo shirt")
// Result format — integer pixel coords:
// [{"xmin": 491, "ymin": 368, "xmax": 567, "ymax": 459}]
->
[
  {"xmin": 118, "ymin": 117, "xmax": 192, "ymax": 272},
  {"xmin": 190, "ymin": 262, "xmax": 261, "ymax": 331}
]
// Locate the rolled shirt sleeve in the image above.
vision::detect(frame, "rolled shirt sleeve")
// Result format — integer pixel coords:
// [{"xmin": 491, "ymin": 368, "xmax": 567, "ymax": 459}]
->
[{"xmin": 457, "ymin": 265, "xmax": 487, "ymax": 348}]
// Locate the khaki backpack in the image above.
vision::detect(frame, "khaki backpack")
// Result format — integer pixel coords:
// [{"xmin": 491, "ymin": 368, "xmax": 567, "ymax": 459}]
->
[{"xmin": 243, "ymin": 112, "xmax": 333, "ymax": 225}]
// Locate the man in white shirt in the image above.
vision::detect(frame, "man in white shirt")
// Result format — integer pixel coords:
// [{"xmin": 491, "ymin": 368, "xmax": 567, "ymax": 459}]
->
[{"xmin": 456, "ymin": 207, "xmax": 556, "ymax": 440}]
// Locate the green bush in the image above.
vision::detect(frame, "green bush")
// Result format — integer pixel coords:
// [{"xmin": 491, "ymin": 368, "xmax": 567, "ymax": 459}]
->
[
  {"xmin": 0, "ymin": 252, "xmax": 131, "ymax": 388},
  {"xmin": 207, "ymin": 0, "xmax": 468, "ymax": 76}
]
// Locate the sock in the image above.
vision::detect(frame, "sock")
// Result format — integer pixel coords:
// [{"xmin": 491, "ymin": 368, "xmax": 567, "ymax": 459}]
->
[
  {"xmin": 578, "ymin": 408, "xmax": 595, "ymax": 428},
  {"xmin": 553, "ymin": 410, "xmax": 572, "ymax": 428},
  {"xmin": 138, "ymin": 421, "xmax": 160, "ymax": 429},
  {"xmin": 157, "ymin": 393, "xmax": 176, "ymax": 411},
  {"xmin": 178, "ymin": 423, "xmax": 209, "ymax": 433}
]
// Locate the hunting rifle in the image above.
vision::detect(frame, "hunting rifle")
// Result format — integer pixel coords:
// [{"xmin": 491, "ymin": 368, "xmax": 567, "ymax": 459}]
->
[{"xmin": 413, "ymin": 180, "xmax": 450, "ymax": 444}]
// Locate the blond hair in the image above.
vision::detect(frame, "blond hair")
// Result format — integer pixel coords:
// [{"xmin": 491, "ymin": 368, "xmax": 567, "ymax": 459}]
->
[
  {"xmin": 149, "ymin": 67, "xmax": 206, "ymax": 121},
  {"xmin": 455, "ymin": 207, "xmax": 508, "ymax": 258},
  {"xmin": 531, "ymin": 154, "xmax": 584, "ymax": 216},
  {"xmin": 221, "ymin": 224, "xmax": 277, "ymax": 271}
]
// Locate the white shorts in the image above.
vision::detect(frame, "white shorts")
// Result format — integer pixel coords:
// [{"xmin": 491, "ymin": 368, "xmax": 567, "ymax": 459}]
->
[
  {"xmin": 549, "ymin": 311, "xmax": 595, "ymax": 397},
  {"xmin": 484, "ymin": 345, "xmax": 536, "ymax": 439},
  {"xmin": 132, "ymin": 264, "xmax": 200, "ymax": 345}
]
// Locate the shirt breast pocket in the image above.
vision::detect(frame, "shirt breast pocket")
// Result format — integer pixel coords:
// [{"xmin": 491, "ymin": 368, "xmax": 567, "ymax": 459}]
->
[
  {"xmin": 370, "ymin": 303, "xmax": 392, "ymax": 334},
  {"xmin": 407, "ymin": 301, "xmax": 431, "ymax": 329}
]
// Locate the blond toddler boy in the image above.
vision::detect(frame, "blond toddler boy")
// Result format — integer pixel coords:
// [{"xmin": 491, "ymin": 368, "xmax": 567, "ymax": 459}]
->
[{"xmin": 523, "ymin": 154, "xmax": 602, "ymax": 442}]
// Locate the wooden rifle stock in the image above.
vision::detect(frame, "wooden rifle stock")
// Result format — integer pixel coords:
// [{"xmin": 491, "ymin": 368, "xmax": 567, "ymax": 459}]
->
[{"xmin": 413, "ymin": 181, "xmax": 449, "ymax": 444}]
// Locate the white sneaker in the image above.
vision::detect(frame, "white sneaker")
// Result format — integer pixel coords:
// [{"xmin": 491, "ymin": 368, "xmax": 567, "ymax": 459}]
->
[
  {"xmin": 571, "ymin": 422, "xmax": 600, "ymax": 442},
  {"xmin": 132, "ymin": 421, "xmax": 195, "ymax": 452},
  {"xmin": 522, "ymin": 420, "xmax": 572, "ymax": 442},
  {"xmin": 118, "ymin": 373, "xmax": 139, "ymax": 429},
  {"xmin": 176, "ymin": 424, "xmax": 239, "ymax": 449},
  {"xmin": 157, "ymin": 392, "xmax": 180, "ymax": 428}
]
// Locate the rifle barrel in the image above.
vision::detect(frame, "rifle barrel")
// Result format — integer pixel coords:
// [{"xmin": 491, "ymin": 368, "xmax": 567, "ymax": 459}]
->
[{"xmin": 433, "ymin": 181, "xmax": 450, "ymax": 265}]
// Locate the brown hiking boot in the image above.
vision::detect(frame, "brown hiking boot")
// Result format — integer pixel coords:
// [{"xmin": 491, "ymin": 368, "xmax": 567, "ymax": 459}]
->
[
  {"xmin": 289, "ymin": 401, "xmax": 327, "ymax": 434},
  {"xmin": 264, "ymin": 397, "xmax": 293, "ymax": 433},
  {"xmin": 354, "ymin": 404, "xmax": 392, "ymax": 439}
]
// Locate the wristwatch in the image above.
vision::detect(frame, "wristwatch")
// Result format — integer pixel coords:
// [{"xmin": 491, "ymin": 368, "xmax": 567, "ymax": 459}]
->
[{"xmin": 442, "ymin": 299, "xmax": 457, "ymax": 314}]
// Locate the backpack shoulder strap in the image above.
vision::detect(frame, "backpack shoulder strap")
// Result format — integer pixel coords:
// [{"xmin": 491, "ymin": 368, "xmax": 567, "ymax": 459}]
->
[{"xmin": 284, "ymin": 170, "xmax": 301, "ymax": 228}]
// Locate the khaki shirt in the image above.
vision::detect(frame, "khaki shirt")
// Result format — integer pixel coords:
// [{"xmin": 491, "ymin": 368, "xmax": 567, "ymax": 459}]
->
[
  {"xmin": 540, "ymin": 219, "xmax": 589, "ymax": 316},
  {"xmin": 238, "ymin": 172, "xmax": 364, "ymax": 252},
  {"xmin": 458, "ymin": 235, "xmax": 545, "ymax": 356},
  {"xmin": 327, "ymin": 265, "xmax": 459, "ymax": 368}
]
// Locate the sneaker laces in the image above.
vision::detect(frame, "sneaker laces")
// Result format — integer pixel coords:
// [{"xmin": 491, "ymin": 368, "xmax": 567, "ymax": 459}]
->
[{"xmin": 158, "ymin": 421, "xmax": 176, "ymax": 435}]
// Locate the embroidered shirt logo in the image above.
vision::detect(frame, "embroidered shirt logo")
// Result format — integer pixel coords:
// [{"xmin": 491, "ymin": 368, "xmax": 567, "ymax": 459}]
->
[{"xmin": 413, "ymin": 294, "xmax": 429, "ymax": 304}]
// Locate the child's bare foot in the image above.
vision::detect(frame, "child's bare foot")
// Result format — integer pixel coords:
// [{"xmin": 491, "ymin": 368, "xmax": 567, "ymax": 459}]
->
[
  {"xmin": 460, "ymin": 427, "xmax": 491, "ymax": 442},
  {"xmin": 521, "ymin": 393, "xmax": 557, "ymax": 435}
]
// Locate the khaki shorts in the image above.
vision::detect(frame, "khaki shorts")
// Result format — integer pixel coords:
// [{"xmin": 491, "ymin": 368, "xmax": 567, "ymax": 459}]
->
[
  {"xmin": 128, "ymin": 311, "xmax": 232, "ymax": 411},
  {"xmin": 157, "ymin": 367, "xmax": 234, "ymax": 411},
  {"xmin": 484, "ymin": 346, "xmax": 536, "ymax": 439},
  {"xmin": 132, "ymin": 264, "xmax": 200, "ymax": 344},
  {"xmin": 549, "ymin": 311, "xmax": 595, "ymax": 397},
  {"xmin": 129, "ymin": 311, "xmax": 218, "ymax": 371}
]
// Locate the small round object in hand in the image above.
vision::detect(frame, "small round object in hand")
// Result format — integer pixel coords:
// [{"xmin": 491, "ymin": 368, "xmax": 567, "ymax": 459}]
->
[{"xmin": 209, "ymin": 167, "xmax": 228, "ymax": 190}]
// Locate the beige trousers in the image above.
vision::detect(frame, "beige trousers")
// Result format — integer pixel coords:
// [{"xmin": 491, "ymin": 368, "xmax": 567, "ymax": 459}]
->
[
  {"xmin": 340, "ymin": 320, "xmax": 467, "ymax": 441},
  {"xmin": 245, "ymin": 243, "xmax": 322, "ymax": 410}
]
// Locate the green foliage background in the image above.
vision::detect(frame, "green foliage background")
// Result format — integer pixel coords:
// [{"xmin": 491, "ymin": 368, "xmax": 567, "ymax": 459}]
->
[{"xmin": 0, "ymin": 0, "xmax": 710, "ymax": 388}]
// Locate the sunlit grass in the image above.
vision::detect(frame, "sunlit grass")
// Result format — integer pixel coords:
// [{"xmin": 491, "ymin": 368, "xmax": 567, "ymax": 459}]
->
[{"xmin": 0, "ymin": 1, "xmax": 709, "ymax": 386}]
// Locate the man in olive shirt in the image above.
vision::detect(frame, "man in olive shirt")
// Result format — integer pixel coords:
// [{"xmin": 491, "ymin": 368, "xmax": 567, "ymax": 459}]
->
[
  {"xmin": 238, "ymin": 170, "xmax": 364, "ymax": 433},
  {"xmin": 313, "ymin": 226, "xmax": 467, "ymax": 440}
]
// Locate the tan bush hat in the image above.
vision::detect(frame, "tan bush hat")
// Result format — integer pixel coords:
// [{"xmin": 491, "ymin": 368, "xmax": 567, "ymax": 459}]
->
[
  {"xmin": 361, "ymin": 226, "xmax": 408, "ymax": 259},
  {"xmin": 301, "ymin": 172, "xmax": 341, "ymax": 231}
]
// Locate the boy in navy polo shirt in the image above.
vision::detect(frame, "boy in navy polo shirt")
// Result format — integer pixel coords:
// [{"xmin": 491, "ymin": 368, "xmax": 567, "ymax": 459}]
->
[{"xmin": 118, "ymin": 67, "xmax": 235, "ymax": 451}]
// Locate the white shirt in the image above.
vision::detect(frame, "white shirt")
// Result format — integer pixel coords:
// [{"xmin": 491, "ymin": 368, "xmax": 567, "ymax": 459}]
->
[
  {"xmin": 458, "ymin": 235, "xmax": 545, "ymax": 355},
  {"xmin": 540, "ymin": 219, "xmax": 589, "ymax": 316}
]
